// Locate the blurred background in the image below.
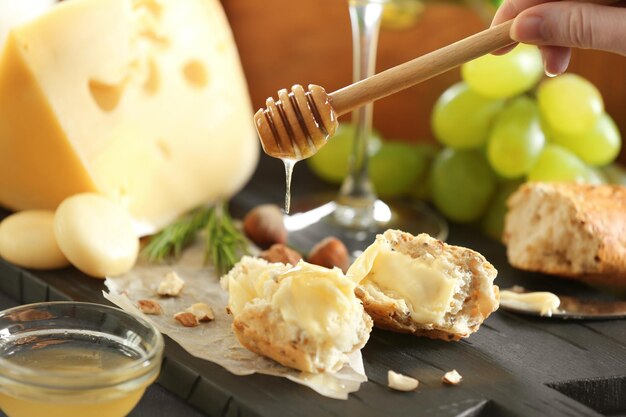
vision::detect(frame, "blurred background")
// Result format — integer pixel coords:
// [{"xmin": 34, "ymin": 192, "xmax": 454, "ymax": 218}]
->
[{"xmin": 222, "ymin": 0, "xmax": 626, "ymax": 160}]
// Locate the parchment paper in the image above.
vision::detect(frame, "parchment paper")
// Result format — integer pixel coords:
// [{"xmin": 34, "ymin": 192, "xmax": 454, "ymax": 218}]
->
[{"xmin": 103, "ymin": 241, "xmax": 367, "ymax": 399}]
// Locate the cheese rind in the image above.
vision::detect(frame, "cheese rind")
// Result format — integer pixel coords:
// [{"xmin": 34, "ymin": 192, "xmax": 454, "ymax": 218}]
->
[{"xmin": 0, "ymin": 0, "xmax": 258, "ymax": 235}]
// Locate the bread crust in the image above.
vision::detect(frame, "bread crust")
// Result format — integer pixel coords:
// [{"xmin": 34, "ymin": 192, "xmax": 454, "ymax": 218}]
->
[
  {"xmin": 355, "ymin": 287, "xmax": 464, "ymax": 341},
  {"xmin": 233, "ymin": 305, "xmax": 372, "ymax": 373},
  {"xmin": 504, "ymin": 182, "xmax": 626, "ymax": 287},
  {"xmin": 233, "ymin": 307, "xmax": 317, "ymax": 372}
]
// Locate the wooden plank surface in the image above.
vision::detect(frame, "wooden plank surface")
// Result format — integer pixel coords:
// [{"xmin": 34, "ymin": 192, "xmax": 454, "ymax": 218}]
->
[{"xmin": 1, "ymin": 154, "xmax": 625, "ymax": 417}]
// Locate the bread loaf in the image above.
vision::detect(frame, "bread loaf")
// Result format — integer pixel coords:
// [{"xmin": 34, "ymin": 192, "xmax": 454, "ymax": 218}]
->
[
  {"xmin": 503, "ymin": 182, "xmax": 626, "ymax": 287},
  {"xmin": 348, "ymin": 230, "xmax": 499, "ymax": 341}
]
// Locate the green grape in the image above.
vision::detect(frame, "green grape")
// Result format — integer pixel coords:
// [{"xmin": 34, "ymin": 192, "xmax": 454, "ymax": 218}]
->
[
  {"xmin": 583, "ymin": 166, "xmax": 606, "ymax": 185},
  {"xmin": 430, "ymin": 148, "xmax": 497, "ymax": 223},
  {"xmin": 547, "ymin": 113, "xmax": 621, "ymax": 167},
  {"xmin": 601, "ymin": 163, "xmax": 626, "ymax": 185},
  {"xmin": 487, "ymin": 96, "xmax": 546, "ymax": 179},
  {"xmin": 408, "ymin": 142, "xmax": 441, "ymax": 202},
  {"xmin": 431, "ymin": 82, "xmax": 504, "ymax": 150},
  {"xmin": 381, "ymin": 0, "xmax": 424, "ymax": 31},
  {"xmin": 369, "ymin": 142, "xmax": 426, "ymax": 198},
  {"xmin": 307, "ymin": 123, "xmax": 382, "ymax": 184},
  {"xmin": 482, "ymin": 180, "xmax": 523, "ymax": 242},
  {"xmin": 537, "ymin": 73, "xmax": 604, "ymax": 136},
  {"xmin": 527, "ymin": 144, "xmax": 591, "ymax": 183},
  {"xmin": 461, "ymin": 44, "xmax": 543, "ymax": 99}
]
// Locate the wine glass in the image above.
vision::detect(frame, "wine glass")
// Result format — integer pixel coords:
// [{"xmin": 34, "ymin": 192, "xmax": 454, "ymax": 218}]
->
[{"xmin": 285, "ymin": 0, "xmax": 448, "ymax": 257}]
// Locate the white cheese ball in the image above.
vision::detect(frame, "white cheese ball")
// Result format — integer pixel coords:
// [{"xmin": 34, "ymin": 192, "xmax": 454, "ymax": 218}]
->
[
  {"xmin": 0, "ymin": 210, "xmax": 70, "ymax": 269},
  {"xmin": 54, "ymin": 193, "xmax": 139, "ymax": 278}
]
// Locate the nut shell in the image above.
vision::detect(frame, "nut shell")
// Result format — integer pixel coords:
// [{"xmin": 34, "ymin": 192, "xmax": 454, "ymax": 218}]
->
[
  {"xmin": 260, "ymin": 244, "xmax": 302, "ymax": 265},
  {"xmin": 243, "ymin": 205, "xmax": 287, "ymax": 248},
  {"xmin": 307, "ymin": 237, "xmax": 349, "ymax": 272}
]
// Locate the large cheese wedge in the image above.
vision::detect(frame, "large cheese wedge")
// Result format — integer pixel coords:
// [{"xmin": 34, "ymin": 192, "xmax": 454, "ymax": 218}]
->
[
  {"xmin": 0, "ymin": 0, "xmax": 56, "ymax": 48},
  {"xmin": 0, "ymin": 0, "xmax": 258, "ymax": 235}
]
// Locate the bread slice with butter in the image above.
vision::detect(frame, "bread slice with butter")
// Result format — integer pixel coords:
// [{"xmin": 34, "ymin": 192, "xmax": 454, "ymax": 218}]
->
[
  {"xmin": 348, "ymin": 230, "xmax": 499, "ymax": 341},
  {"xmin": 221, "ymin": 257, "xmax": 372, "ymax": 373},
  {"xmin": 504, "ymin": 182, "xmax": 626, "ymax": 287}
]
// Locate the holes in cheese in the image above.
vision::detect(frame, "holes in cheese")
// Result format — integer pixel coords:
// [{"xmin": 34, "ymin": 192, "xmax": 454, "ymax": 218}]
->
[
  {"xmin": 144, "ymin": 58, "xmax": 160, "ymax": 95},
  {"xmin": 133, "ymin": 0, "xmax": 163, "ymax": 19},
  {"xmin": 89, "ymin": 78, "xmax": 128, "ymax": 112},
  {"xmin": 156, "ymin": 139, "xmax": 172, "ymax": 159},
  {"xmin": 182, "ymin": 60, "xmax": 208, "ymax": 89}
]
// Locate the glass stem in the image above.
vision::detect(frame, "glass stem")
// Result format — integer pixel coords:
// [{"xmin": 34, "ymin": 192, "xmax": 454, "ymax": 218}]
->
[{"xmin": 335, "ymin": 0, "xmax": 384, "ymax": 228}]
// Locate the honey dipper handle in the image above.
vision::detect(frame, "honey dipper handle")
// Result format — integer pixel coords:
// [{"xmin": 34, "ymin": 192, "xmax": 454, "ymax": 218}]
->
[{"xmin": 328, "ymin": 20, "xmax": 514, "ymax": 116}]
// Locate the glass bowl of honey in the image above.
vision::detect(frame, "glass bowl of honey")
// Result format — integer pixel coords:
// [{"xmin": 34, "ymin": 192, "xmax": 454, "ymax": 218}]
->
[{"xmin": 0, "ymin": 301, "xmax": 164, "ymax": 417}]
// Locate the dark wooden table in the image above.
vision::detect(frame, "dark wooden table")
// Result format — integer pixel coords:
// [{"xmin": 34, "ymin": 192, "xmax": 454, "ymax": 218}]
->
[{"xmin": 1, "ymin": 154, "xmax": 625, "ymax": 417}]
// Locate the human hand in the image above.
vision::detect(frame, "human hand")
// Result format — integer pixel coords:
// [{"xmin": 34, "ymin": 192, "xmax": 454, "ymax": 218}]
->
[{"xmin": 491, "ymin": 0, "xmax": 626, "ymax": 76}]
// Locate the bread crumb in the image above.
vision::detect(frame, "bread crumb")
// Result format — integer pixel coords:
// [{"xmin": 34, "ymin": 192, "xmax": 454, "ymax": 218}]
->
[
  {"xmin": 185, "ymin": 303, "xmax": 215, "ymax": 322},
  {"xmin": 157, "ymin": 271, "xmax": 185, "ymax": 296},
  {"xmin": 174, "ymin": 311, "xmax": 199, "ymax": 327},
  {"xmin": 442, "ymin": 369, "xmax": 462, "ymax": 385},
  {"xmin": 137, "ymin": 299, "xmax": 162, "ymax": 315},
  {"xmin": 387, "ymin": 370, "xmax": 419, "ymax": 392}
]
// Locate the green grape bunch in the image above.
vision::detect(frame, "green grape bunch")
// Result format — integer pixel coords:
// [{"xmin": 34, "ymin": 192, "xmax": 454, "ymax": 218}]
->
[
  {"xmin": 305, "ymin": 42, "xmax": 623, "ymax": 243},
  {"xmin": 429, "ymin": 44, "xmax": 622, "ymax": 241}
]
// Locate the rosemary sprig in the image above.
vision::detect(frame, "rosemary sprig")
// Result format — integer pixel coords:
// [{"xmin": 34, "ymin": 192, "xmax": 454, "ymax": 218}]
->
[
  {"xmin": 142, "ymin": 202, "xmax": 248, "ymax": 274},
  {"xmin": 204, "ymin": 202, "xmax": 249, "ymax": 275}
]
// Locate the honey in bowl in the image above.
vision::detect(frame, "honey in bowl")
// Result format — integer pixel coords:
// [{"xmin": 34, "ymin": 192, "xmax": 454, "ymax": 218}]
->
[{"xmin": 0, "ymin": 302, "xmax": 164, "ymax": 417}]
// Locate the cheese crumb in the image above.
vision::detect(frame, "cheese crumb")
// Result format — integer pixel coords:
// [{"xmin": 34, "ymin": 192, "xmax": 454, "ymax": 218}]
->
[
  {"xmin": 157, "ymin": 271, "xmax": 185, "ymax": 296},
  {"xmin": 388, "ymin": 370, "xmax": 419, "ymax": 392},
  {"xmin": 442, "ymin": 369, "xmax": 462, "ymax": 385}
]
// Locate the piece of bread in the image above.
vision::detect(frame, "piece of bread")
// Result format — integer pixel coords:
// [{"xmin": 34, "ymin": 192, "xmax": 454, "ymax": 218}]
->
[
  {"xmin": 503, "ymin": 182, "xmax": 626, "ymax": 287},
  {"xmin": 348, "ymin": 230, "xmax": 499, "ymax": 341},
  {"xmin": 221, "ymin": 257, "xmax": 372, "ymax": 373}
]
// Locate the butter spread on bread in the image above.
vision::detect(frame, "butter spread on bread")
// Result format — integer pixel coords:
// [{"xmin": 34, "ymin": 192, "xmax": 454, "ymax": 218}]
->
[
  {"xmin": 348, "ymin": 230, "xmax": 499, "ymax": 341},
  {"xmin": 222, "ymin": 257, "xmax": 372, "ymax": 373}
]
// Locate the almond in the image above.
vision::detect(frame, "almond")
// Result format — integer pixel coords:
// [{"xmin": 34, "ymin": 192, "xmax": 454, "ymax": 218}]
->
[
  {"xmin": 174, "ymin": 311, "xmax": 199, "ymax": 327},
  {"xmin": 137, "ymin": 299, "xmax": 163, "ymax": 315},
  {"xmin": 388, "ymin": 370, "xmax": 419, "ymax": 392},
  {"xmin": 442, "ymin": 369, "xmax": 462, "ymax": 385},
  {"xmin": 185, "ymin": 303, "xmax": 215, "ymax": 322}
]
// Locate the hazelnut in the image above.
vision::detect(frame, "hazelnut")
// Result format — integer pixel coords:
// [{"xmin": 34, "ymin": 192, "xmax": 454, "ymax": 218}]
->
[
  {"xmin": 307, "ymin": 237, "xmax": 349, "ymax": 272},
  {"xmin": 259, "ymin": 243, "xmax": 302, "ymax": 265},
  {"xmin": 243, "ymin": 204, "xmax": 287, "ymax": 248}
]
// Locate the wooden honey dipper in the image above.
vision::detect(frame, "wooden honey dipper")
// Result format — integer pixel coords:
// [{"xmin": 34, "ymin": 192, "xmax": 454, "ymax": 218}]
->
[{"xmin": 254, "ymin": 20, "xmax": 517, "ymax": 160}]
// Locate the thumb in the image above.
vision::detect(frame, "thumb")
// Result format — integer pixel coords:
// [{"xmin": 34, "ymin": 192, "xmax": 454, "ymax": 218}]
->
[{"xmin": 510, "ymin": 2, "xmax": 626, "ymax": 55}]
